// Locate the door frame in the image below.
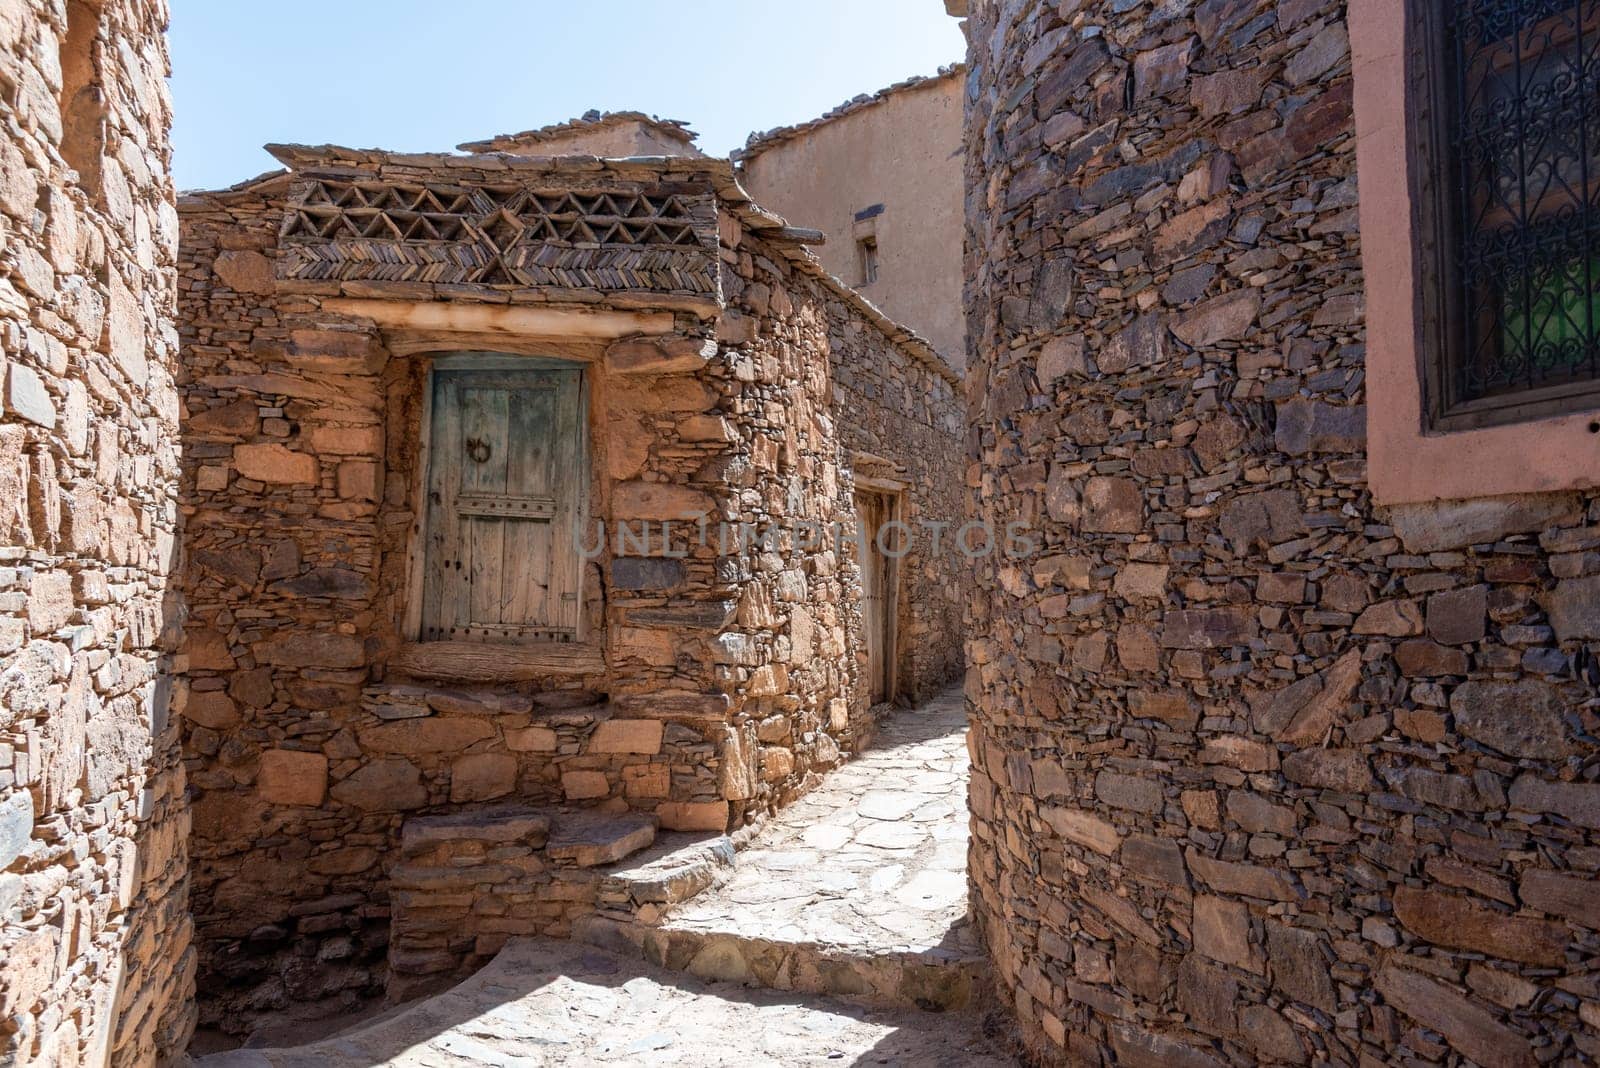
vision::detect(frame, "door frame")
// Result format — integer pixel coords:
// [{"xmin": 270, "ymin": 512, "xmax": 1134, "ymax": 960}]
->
[
  {"xmin": 402, "ymin": 351, "xmax": 590, "ymax": 643},
  {"xmin": 853, "ymin": 476, "xmax": 905, "ymax": 706}
]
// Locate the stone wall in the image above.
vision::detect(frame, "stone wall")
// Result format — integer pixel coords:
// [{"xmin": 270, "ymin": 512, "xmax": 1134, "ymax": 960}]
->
[
  {"xmin": 959, "ymin": 0, "xmax": 1600, "ymax": 1064},
  {"xmin": 0, "ymin": 0, "xmax": 192, "ymax": 1064},
  {"xmin": 711, "ymin": 217, "xmax": 967, "ymax": 806},
  {"xmin": 175, "ymin": 151, "xmax": 964, "ymax": 1040},
  {"xmin": 823, "ymin": 286, "xmax": 965, "ymax": 704}
]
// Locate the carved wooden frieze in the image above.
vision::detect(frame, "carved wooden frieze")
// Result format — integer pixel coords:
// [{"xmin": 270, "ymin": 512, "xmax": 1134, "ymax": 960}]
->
[{"xmin": 277, "ymin": 177, "xmax": 720, "ymax": 296}]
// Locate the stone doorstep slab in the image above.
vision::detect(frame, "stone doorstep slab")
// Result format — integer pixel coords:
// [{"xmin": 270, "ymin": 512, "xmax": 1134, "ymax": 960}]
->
[
  {"xmin": 545, "ymin": 810, "xmax": 659, "ymax": 868},
  {"xmin": 573, "ymin": 915, "xmax": 987, "ymax": 1014},
  {"xmin": 598, "ymin": 831, "xmax": 736, "ymax": 906},
  {"xmin": 361, "ymin": 682, "xmax": 612, "ymax": 722},
  {"xmin": 400, "ymin": 806, "xmax": 551, "ymax": 854}
]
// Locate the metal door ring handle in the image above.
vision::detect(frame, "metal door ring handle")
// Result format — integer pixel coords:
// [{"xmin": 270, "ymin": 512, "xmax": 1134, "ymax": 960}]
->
[{"xmin": 466, "ymin": 437, "xmax": 491, "ymax": 463}]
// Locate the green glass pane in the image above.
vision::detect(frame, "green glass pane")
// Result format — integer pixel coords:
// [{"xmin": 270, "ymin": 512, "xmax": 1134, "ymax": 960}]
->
[{"xmin": 1500, "ymin": 254, "xmax": 1600, "ymax": 377}]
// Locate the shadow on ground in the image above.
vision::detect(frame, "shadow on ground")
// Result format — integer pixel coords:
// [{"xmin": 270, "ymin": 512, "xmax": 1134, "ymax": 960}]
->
[{"xmin": 195, "ymin": 935, "xmax": 1010, "ymax": 1067}]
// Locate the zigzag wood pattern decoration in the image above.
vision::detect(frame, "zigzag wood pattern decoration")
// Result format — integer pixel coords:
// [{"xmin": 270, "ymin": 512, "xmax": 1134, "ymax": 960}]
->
[{"xmin": 278, "ymin": 178, "xmax": 719, "ymax": 292}]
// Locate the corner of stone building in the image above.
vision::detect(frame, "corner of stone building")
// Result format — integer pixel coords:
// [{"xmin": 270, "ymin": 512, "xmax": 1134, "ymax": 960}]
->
[
  {"xmin": 959, "ymin": 0, "xmax": 1599, "ymax": 1064},
  {"xmin": 1, "ymin": 0, "xmax": 193, "ymax": 1064}
]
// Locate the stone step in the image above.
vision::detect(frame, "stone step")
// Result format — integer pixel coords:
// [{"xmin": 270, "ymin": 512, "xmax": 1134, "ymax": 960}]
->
[
  {"xmin": 545, "ymin": 810, "xmax": 658, "ymax": 867},
  {"xmin": 573, "ymin": 914, "xmax": 986, "ymax": 1014},
  {"xmin": 388, "ymin": 804, "xmax": 662, "ymax": 996},
  {"xmin": 595, "ymin": 831, "xmax": 736, "ymax": 921}
]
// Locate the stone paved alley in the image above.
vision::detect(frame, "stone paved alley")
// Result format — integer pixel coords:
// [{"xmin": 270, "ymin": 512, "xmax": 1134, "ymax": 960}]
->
[{"xmin": 196, "ymin": 689, "xmax": 1006, "ymax": 1065}]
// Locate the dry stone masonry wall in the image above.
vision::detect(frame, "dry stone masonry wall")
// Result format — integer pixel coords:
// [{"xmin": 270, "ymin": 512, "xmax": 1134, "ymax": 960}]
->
[
  {"xmin": 960, "ymin": 0, "xmax": 1600, "ymax": 1064},
  {"xmin": 176, "ymin": 149, "xmax": 964, "ymax": 1039},
  {"xmin": 0, "ymin": 0, "xmax": 191, "ymax": 1064}
]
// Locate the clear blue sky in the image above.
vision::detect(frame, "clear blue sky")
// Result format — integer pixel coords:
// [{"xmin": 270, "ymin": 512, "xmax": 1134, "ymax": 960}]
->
[{"xmin": 168, "ymin": 0, "xmax": 966, "ymax": 191}]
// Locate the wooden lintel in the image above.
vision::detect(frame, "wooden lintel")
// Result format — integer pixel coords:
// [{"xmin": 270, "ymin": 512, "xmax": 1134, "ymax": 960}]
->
[
  {"xmin": 765, "ymin": 226, "xmax": 827, "ymax": 246},
  {"xmin": 391, "ymin": 640, "xmax": 605, "ymax": 683},
  {"xmin": 321, "ymin": 298, "xmax": 676, "ymax": 343}
]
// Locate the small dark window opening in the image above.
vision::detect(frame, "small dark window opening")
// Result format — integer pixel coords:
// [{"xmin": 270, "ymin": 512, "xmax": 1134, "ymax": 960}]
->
[
  {"xmin": 1416, "ymin": 0, "xmax": 1600, "ymax": 429},
  {"xmin": 857, "ymin": 236, "xmax": 879, "ymax": 287},
  {"xmin": 58, "ymin": 0, "xmax": 107, "ymax": 202}
]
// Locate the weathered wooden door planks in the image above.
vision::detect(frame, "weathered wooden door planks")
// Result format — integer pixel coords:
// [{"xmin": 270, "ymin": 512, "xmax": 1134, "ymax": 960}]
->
[
  {"xmin": 422, "ymin": 366, "xmax": 582, "ymax": 642},
  {"xmin": 855, "ymin": 489, "xmax": 894, "ymax": 703}
]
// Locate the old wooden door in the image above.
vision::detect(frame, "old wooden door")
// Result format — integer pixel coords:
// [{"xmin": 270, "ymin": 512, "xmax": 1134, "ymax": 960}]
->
[
  {"xmin": 854, "ymin": 489, "xmax": 895, "ymax": 703},
  {"xmin": 422, "ymin": 366, "xmax": 583, "ymax": 642}
]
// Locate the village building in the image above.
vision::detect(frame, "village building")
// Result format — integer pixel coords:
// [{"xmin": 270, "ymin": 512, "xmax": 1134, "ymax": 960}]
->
[
  {"xmin": 954, "ymin": 0, "xmax": 1600, "ymax": 1064},
  {"xmin": 737, "ymin": 67, "xmax": 967, "ymax": 370},
  {"xmin": 6, "ymin": 0, "xmax": 1600, "ymax": 1064},
  {"xmin": 173, "ymin": 125, "xmax": 964, "ymax": 1037}
]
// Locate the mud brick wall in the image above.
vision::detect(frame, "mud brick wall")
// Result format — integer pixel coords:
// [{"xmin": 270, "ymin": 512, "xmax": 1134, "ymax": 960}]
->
[
  {"xmin": 0, "ymin": 1, "xmax": 192, "ymax": 1064},
  {"xmin": 959, "ymin": 0, "xmax": 1600, "ymax": 1064},
  {"xmin": 175, "ymin": 155, "xmax": 964, "ymax": 1039}
]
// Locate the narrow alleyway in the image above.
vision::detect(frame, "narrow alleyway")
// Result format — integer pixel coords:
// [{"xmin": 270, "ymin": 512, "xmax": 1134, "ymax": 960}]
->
[
  {"xmin": 588, "ymin": 687, "xmax": 982, "ymax": 1006},
  {"xmin": 197, "ymin": 688, "xmax": 1007, "ymax": 1066}
]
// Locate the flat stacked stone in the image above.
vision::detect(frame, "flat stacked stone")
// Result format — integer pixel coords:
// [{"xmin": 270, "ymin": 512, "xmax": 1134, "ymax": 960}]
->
[
  {"xmin": 955, "ymin": 0, "xmax": 1600, "ymax": 1064},
  {"xmin": 0, "ymin": 2, "xmax": 192, "ymax": 1064}
]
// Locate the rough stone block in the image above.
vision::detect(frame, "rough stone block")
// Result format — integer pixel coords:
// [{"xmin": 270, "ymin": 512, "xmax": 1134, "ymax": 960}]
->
[
  {"xmin": 605, "ymin": 335, "xmax": 716, "ymax": 374},
  {"xmin": 1193, "ymin": 895, "xmax": 1254, "ymax": 970},
  {"xmin": 1082, "ymin": 476, "xmax": 1142, "ymax": 533},
  {"xmin": 1519, "ymin": 869, "xmax": 1600, "ymax": 929},
  {"xmin": 1386, "ymin": 493, "xmax": 1581, "ymax": 552},
  {"xmin": 1265, "ymin": 921, "xmax": 1336, "ymax": 1011},
  {"xmin": 1392, "ymin": 886, "xmax": 1566, "ymax": 966},
  {"xmin": 656, "ymin": 801, "xmax": 728, "ymax": 832},
  {"xmin": 1546, "ymin": 574, "xmax": 1600, "ymax": 641},
  {"xmin": 1425, "ymin": 585, "xmax": 1486, "ymax": 645},
  {"xmin": 233, "ymin": 443, "xmax": 318, "ymax": 485},
  {"xmin": 336, "ymin": 460, "xmax": 380, "ymax": 501},
  {"xmin": 257, "ymin": 749, "xmax": 329, "ymax": 807},
  {"xmin": 610, "ymin": 557, "xmax": 685, "ymax": 591},
  {"xmin": 1094, "ymin": 771, "xmax": 1163, "ymax": 814},
  {"xmin": 588, "ymin": 719, "xmax": 664, "ymax": 755},
  {"xmin": 546, "ymin": 812, "xmax": 657, "ymax": 867},
  {"xmin": 1375, "ymin": 964, "xmax": 1536, "ymax": 1068},
  {"xmin": 449, "ymin": 753, "xmax": 516, "ymax": 803},
  {"xmin": 1171, "ymin": 289, "xmax": 1259, "ymax": 347},
  {"xmin": 1450, "ymin": 679, "xmax": 1576, "ymax": 760},
  {"xmin": 1041, "ymin": 806, "xmax": 1121, "ymax": 854},
  {"xmin": 561, "ymin": 770, "xmax": 610, "ymax": 800},
  {"xmin": 505, "ymin": 726, "xmax": 558, "ymax": 752},
  {"xmin": 6, "ymin": 362, "xmax": 55, "ymax": 428},
  {"xmin": 361, "ymin": 718, "xmax": 494, "ymax": 755},
  {"xmin": 1273, "ymin": 399, "xmax": 1365, "ymax": 455},
  {"xmin": 1161, "ymin": 607, "xmax": 1257, "ymax": 649},
  {"xmin": 1281, "ymin": 749, "xmax": 1374, "ymax": 792},
  {"xmin": 213, "ymin": 250, "xmax": 276, "ymax": 293},
  {"xmin": 0, "ymin": 789, "xmax": 34, "ymax": 870},
  {"xmin": 1508, "ymin": 776, "xmax": 1600, "ymax": 829},
  {"xmin": 258, "ymin": 631, "xmax": 365, "ymax": 668},
  {"xmin": 26, "ymin": 570, "xmax": 73, "ymax": 633}
]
